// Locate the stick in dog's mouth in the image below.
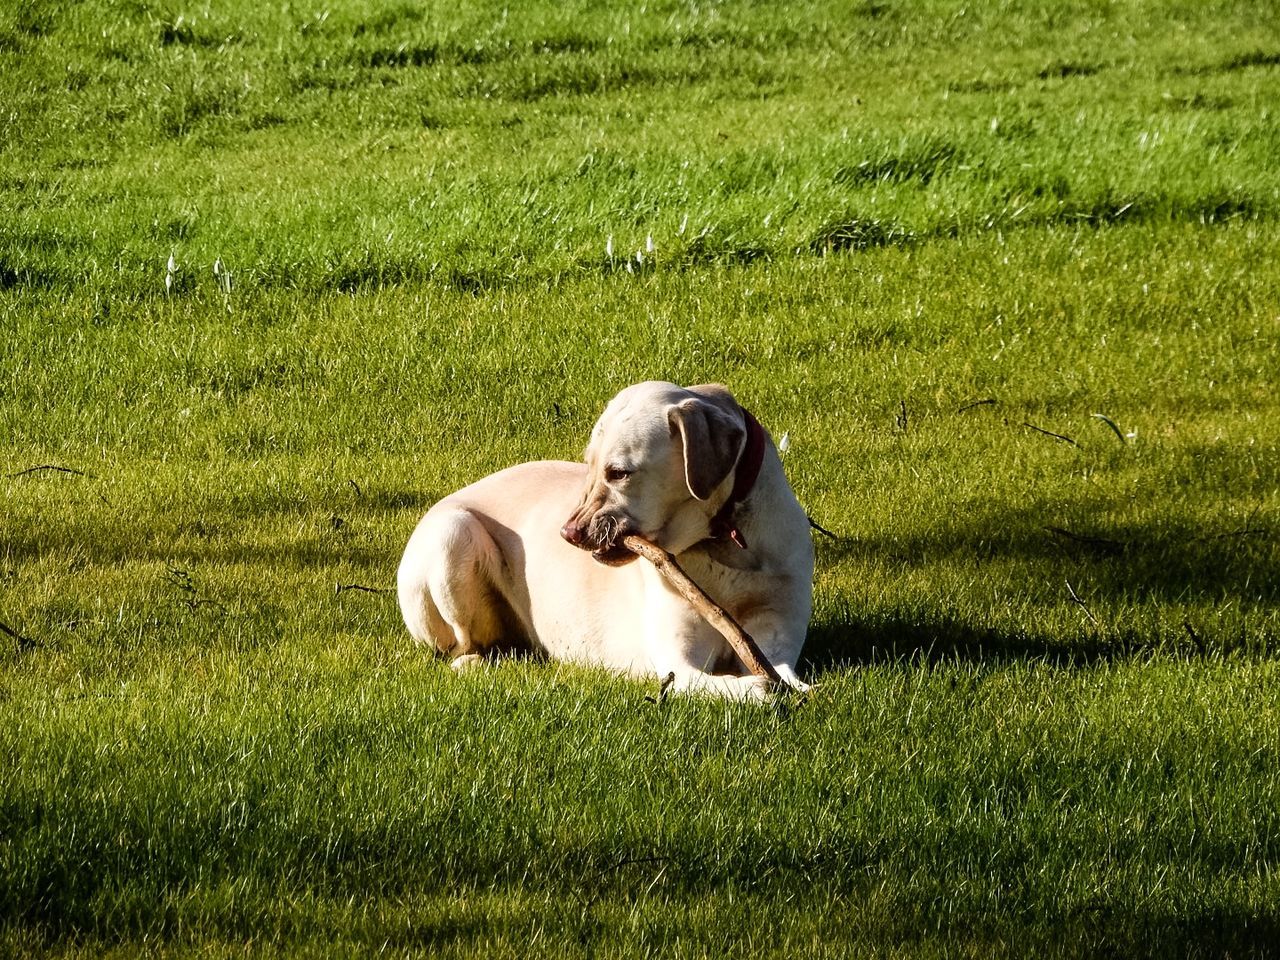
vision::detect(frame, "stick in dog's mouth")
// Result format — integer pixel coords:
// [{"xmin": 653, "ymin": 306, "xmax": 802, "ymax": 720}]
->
[
  {"xmin": 584, "ymin": 515, "xmax": 641, "ymax": 567},
  {"xmin": 619, "ymin": 534, "xmax": 784, "ymax": 685}
]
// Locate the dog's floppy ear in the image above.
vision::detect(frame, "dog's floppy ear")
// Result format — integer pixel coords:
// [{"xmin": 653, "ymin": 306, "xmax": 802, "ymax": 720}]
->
[{"xmin": 667, "ymin": 390, "xmax": 746, "ymax": 501}]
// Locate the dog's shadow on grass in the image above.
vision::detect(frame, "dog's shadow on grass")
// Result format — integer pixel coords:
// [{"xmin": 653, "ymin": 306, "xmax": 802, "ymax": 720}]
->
[
  {"xmin": 801, "ymin": 505, "xmax": 1277, "ymax": 673},
  {"xmin": 802, "ymin": 614, "xmax": 1071, "ymax": 673}
]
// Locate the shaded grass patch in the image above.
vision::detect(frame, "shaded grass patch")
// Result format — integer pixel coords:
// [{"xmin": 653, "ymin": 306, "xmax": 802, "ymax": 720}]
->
[
  {"xmin": 833, "ymin": 138, "xmax": 962, "ymax": 187},
  {"xmin": 809, "ymin": 217, "xmax": 915, "ymax": 253}
]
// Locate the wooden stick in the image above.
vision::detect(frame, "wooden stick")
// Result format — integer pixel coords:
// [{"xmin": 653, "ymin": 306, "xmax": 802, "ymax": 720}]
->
[
  {"xmin": 6, "ymin": 464, "xmax": 95, "ymax": 479},
  {"xmin": 1021, "ymin": 421, "xmax": 1081, "ymax": 448},
  {"xmin": 1, "ymin": 620, "xmax": 38, "ymax": 652},
  {"xmin": 621, "ymin": 534, "xmax": 782, "ymax": 684}
]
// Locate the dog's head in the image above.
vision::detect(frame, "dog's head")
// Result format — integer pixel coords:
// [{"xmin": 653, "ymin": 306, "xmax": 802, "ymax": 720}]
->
[{"xmin": 560, "ymin": 381, "xmax": 747, "ymax": 565}]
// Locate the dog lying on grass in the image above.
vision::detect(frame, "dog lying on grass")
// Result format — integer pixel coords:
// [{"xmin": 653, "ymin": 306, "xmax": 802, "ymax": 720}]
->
[{"xmin": 397, "ymin": 381, "xmax": 813, "ymax": 699}]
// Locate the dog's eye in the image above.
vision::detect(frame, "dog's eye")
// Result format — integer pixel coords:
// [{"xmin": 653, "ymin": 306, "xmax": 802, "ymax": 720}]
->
[{"xmin": 604, "ymin": 466, "xmax": 632, "ymax": 483}]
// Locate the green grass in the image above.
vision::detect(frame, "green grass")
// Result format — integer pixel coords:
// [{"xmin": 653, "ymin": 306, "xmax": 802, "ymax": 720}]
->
[
  {"xmin": 4, "ymin": 0, "xmax": 1279, "ymax": 293},
  {"xmin": 3, "ymin": 0, "xmax": 1280, "ymax": 955},
  {"xmin": 5, "ymin": 657, "xmax": 1280, "ymax": 957}
]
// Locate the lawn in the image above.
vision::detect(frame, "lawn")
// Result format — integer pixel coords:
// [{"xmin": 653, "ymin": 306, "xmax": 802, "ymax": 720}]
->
[{"xmin": 2, "ymin": 0, "xmax": 1279, "ymax": 956}]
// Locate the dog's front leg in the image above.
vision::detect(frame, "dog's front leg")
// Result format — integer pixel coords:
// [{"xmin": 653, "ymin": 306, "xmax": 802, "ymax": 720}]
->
[
  {"xmin": 667, "ymin": 669, "xmax": 776, "ymax": 701},
  {"xmin": 643, "ymin": 608, "xmax": 776, "ymax": 701},
  {"xmin": 663, "ymin": 610, "xmax": 812, "ymax": 700},
  {"xmin": 735, "ymin": 607, "xmax": 812, "ymax": 694}
]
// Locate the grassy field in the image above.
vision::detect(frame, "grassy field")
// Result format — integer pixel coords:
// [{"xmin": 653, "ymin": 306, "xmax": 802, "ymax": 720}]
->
[{"xmin": 3, "ymin": 0, "xmax": 1280, "ymax": 956}]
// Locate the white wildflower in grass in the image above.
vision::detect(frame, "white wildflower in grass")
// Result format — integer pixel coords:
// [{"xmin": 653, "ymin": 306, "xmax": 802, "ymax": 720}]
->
[
  {"xmin": 778, "ymin": 431, "xmax": 790, "ymax": 455},
  {"xmin": 605, "ymin": 235, "xmax": 613, "ymax": 260},
  {"xmin": 165, "ymin": 253, "xmax": 176, "ymax": 294},
  {"xmin": 645, "ymin": 234, "xmax": 654, "ymax": 254}
]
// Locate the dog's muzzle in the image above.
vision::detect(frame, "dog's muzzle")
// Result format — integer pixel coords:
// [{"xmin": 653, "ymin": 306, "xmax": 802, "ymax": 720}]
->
[{"xmin": 560, "ymin": 512, "xmax": 640, "ymax": 567}]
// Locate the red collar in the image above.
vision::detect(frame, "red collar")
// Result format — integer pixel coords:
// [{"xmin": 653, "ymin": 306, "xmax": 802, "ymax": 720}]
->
[{"xmin": 708, "ymin": 408, "xmax": 766, "ymax": 549}]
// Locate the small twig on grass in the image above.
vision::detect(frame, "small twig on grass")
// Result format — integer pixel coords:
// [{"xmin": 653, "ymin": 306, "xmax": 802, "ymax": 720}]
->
[
  {"xmin": 1045, "ymin": 525, "xmax": 1126, "ymax": 555},
  {"xmin": 184, "ymin": 598, "xmax": 228, "ymax": 612},
  {"xmin": 1023, "ymin": 422, "xmax": 1082, "ymax": 448},
  {"xmin": 1065, "ymin": 580, "xmax": 1098, "ymax": 626},
  {"xmin": 644, "ymin": 671, "xmax": 677, "ymax": 704},
  {"xmin": 0, "ymin": 620, "xmax": 37, "ymax": 652},
  {"xmin": 164, "ymin": 567, "xmax": 227, "ymax": 613},
  {"xmin": 1183, "ymin": 619, "xmax": 1206, "ymax": 656},
  {"xmin": 1190, "ymin": 505, "xmax": 1267, "ymax": 544},
  {"xmin": 347, "ymin": 479, "xmax": 363, "ymax": 497},
  {"xmin": 957, "ymin": 398, "xmax": 998, "ymax": 413},
  {"xmin": 1091, "ymin": 413, "xmax": 1127, "ymax": 444},
  {"xmin": 808, "ymin": 515, "xmax": 840, "ymax": 541},
  {"xmin": 334, "ymin": 583, "xmax": 393, "ymax": 596},
  {"xmin": 6, "ymin": 464, "xmax": 96, "ymax": 479},
  {"xmin": 1192, "ymin": 527, "xmax": 1270, "ymax": 543},
  {"xmin": 896, "ymin": 399, "xmax": 909, "ymax": 433}
]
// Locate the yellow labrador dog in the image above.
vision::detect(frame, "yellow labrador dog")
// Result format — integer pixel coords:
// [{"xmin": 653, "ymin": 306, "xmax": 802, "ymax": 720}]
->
[{"xmin": 397, "ymin": 381, "xmax": 813, "ymax": 699}]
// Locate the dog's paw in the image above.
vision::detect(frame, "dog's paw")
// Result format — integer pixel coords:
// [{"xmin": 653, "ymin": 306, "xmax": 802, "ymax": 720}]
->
[
  {"xmin": 740, "ymin": 674, "xmax": 779, "ymax": 702},
  {"xmin": 669, "ymin": 670, "xmax": 775, "ymax": 701},
  {"xmin": 773, "ymin": 664, "xmax": 811, "ymax": 695},
  {"xmin": 450, "ymin": 653, "xmax": 487, "ymax": 674}
]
